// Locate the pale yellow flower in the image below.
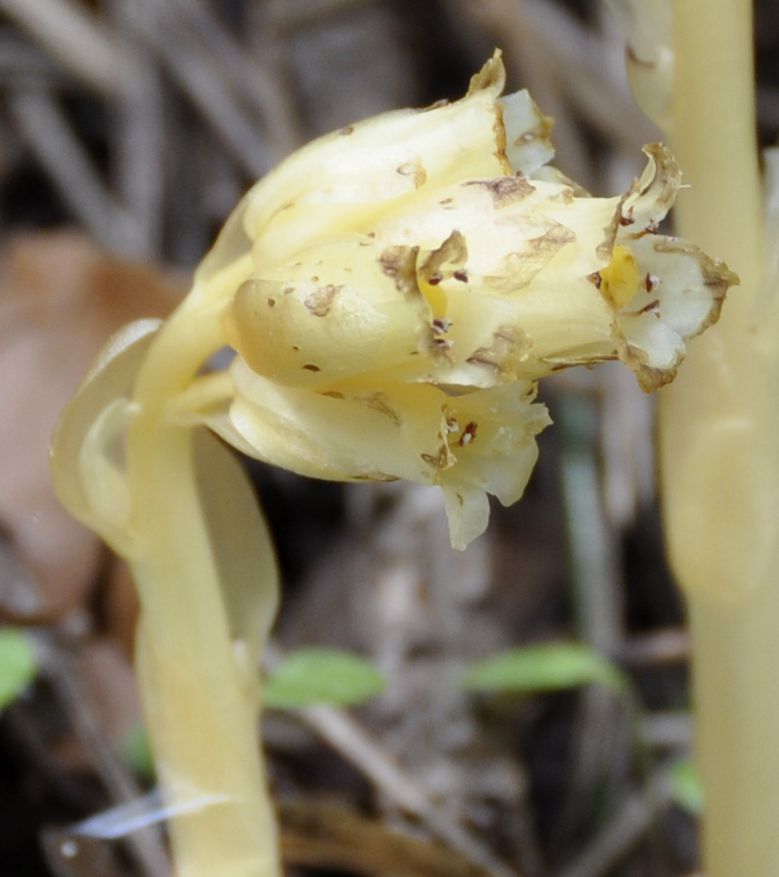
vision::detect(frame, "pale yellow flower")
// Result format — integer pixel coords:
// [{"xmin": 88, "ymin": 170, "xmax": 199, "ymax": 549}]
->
[
  {"xmin": 187, "ymin": 52, "xmax": 733, "ymax": 548},
  {"xmin": 54, "ymin": 52, "xmax": 736, "ymax": 551}
]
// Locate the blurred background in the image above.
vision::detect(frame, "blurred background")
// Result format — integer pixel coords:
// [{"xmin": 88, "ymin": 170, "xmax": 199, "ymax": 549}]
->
[{"xmin": 1, "ymin": 1, "xmax": 779, "ymax": 876}]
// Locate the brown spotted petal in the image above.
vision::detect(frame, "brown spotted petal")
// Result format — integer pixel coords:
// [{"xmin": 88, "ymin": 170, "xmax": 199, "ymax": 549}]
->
[
  {"xmin": 223, "ymin": 235, "xmax": 434, "ymax": 388},
  {"xmin": 237, "ymin": 52, "xmax": 540, "ymax": 273},
  {"xmin": 216, "ymin": 360, "xmax": 551, "ymax": 549},
  {"xmin": 609, "ymin": 235, "xmax": 737, "ymax": 390},
  {"xmin": 616, "ymin": 144, "xmax": 681, "ymax": 236},
  {"xmin": 439, "ymin": 382, "xmax": 552, "ymax": 548},
  {"xmin": 499, "ymin": 90, "xmax": 555, "ymax": 176}
]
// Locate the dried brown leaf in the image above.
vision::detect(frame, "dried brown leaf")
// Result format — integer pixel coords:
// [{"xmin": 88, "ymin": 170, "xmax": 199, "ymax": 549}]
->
[{"xmin": 0, "ymin": 231, "xmax": 183, "ymax": 623}]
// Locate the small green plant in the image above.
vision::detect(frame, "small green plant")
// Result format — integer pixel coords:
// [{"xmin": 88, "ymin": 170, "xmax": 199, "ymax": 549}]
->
[
  {"xmin": 668, "ymin": 757, "xmax": 704, "ymax": 815},
  {"xmin": 263, "ymin": 649, "xmax": 384, "ymax": 710},
  {"xmin": 462, "ymin": 642, "xmax": 628, "ymax": 696},
  {"xmin": 0, "ymin": 628, "xmax": 37, "ymax": 711}
]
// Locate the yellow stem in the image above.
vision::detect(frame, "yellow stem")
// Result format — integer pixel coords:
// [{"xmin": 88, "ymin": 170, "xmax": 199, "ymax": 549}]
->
[
  {"xmin": 662, "ymin": 2, "xmax": 779, "ymax": 874},
  {"xmin": 126, "ymin": 295, "xmax": 281, "ymax": 877}
]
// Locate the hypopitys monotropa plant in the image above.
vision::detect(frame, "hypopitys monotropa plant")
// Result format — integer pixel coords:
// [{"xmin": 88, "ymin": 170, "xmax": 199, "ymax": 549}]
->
[{"xmin": 51, "ymin": 52, "xmax": 735, "ymax": 877}]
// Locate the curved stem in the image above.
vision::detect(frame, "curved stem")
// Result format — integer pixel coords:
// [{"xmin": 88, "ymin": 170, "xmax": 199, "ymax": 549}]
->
[{"xmin": 125, "ymin": 295, "xmax": 281, "ymax": 877}]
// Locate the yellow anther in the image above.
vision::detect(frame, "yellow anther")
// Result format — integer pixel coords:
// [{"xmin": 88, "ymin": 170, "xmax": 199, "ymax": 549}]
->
[
  {"xmin": 600, "ymin": 244, "xmax": 639, "ymax": 309},
  {"xmin": 420, "ymin": 276, "xmax": 448, "ymax": 320}
]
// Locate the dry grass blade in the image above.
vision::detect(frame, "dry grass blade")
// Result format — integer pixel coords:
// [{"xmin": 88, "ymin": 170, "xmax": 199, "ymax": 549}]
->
[
  {"xmin": 292, "ymin": 703, "xmax": 522, "ymax": 877},
  {"xmin": 36, "ymin": 635, "xmax": 170, "ymax": 877},
  {"xmin": 169, "ymin": 0, "xmax": 302, "ymax": 160},
  {"xmin": 107, "ymin": 0, "xmax": 166, "ymax": 259},
  {"xmin": 123, "ymin": 3, "xmax": 270, "ymax": 178},
  {"xmin": 0, "ymin": 0, "xmax": 118, "ymax": 94},
  {"xmin": 8, "ymin": 90, "xmax": 144, "ymax": 254},
  {"xmin": 557, "ymin": 770, "xmax": 675, "ymax": 877}
]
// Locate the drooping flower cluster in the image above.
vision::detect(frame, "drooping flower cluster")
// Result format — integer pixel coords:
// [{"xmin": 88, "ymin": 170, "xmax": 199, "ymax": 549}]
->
[
  {"xmin": 185, "ymin": 52, "xmax": 734, "ymax": 548},
  {"xmin": 54, "ymin": 52, "xmax": 736, "ymax": 551}
]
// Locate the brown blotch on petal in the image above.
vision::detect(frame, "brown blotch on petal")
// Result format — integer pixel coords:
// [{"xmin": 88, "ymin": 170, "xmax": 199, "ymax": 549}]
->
[
  {"xmin": 588, "ymin": 271, "xmax": 603, "ymax": 289},
  {"xmin": 421, "ymin": 444, "xmax": 454, "ymax": 470},
  {"xmin": 304, "ymin": 284, "xmax": 342, "ymax": 317},
  {"xmin": 465, "ymin": 174, "xmax": 535, "ymax": 205},
  {"xmin": 358, "ymin": 392, "xmax": 401, "ymax": 426},
  {"xmin": 530, "ymin": 224, "xmax": 576, "ymax": 250},
  {"xmin": 458, "ymin": 422, "xmax": 478, "ymax": 447},
  {"xmin": 418, "ymin": 230, "xmax": 468, "ymax": 287},
  {"xmin": 636, "ymin": 298, "xmax": 660, "ymax": 316},
  {"xmin": 351, "ymin": 472, "xmax": 399, "ymax": 482},
  {"xmin": 487, "ymin": 222, "xmax": 574, "ymax": 292},
  {"xmin": 320, "ymin": 390, "xmax": 344, "ymax": 399},
  {"xmin": 598, "ymin": 197, "xmax": 625, "ymax": 259},
  {"xmin": 396, "ymin": 159, "xmax": 427, "ymax": 190},
  {"xmin": 379, "ymin": 245, "xmax": 422, "ymax": 301},
  {"xmin": 466, "ymin": 325, "xmax": 531, "ymax": 375},
  {"xmin": 302, "ymin": 363, "xmax": 321, "ymax": 372},
  {"xmin": 432, "ymin": 337, "xmax": 453, "ymax": 352}
]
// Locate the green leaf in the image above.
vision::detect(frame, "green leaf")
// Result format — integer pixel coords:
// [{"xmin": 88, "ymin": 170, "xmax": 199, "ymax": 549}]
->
[
  {"xmin": 668, "ymin": 758, "xmax": 704, "ymax": 814},
  {"xmin": 264, "ymin": 649, "xmax": 385, "ymax": 708},
  {"xmin": 121, "ymin": 724, "xmax": 155, "ymax": 781},
  {"xmin": 0, "ymin": 629, "xmax": 37, "ymax": 710},
  {"xmin": 462, "ymin": 642, "xmax": 628, "ymax": 695}
]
